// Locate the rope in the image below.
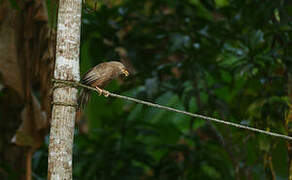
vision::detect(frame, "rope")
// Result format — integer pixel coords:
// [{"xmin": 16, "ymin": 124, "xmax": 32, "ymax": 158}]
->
[
  {"xmin": 52, "ymin": 102, "xmax": 78, "ymax": 108},
  {"xmin": 52, "ymin": 78, "xmax": 292, "ymax": 141}
]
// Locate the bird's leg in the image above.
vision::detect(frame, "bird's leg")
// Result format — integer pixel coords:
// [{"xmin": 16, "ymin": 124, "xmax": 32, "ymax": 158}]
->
[
  {"xmin": 102, "ymin": 90, "xmax": 110, "ymax": 97},
  {"xmin": 95, "ymin": 86, "xmax": 110, "ymax": 97},
  {"xmin": 95, "ymin": 86, "xmax": 103, "ymax": 96}
]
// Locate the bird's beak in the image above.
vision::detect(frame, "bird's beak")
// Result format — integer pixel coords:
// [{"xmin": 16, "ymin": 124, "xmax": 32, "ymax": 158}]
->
[{"xmin": 122, "ymin": 69, "xmax": 129, "ymax": 77}]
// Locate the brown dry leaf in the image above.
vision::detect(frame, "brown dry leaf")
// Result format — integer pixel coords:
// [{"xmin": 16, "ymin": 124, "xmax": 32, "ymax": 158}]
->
[
  {"xmin": 33, "ymin": 0, "xmax": 48, "ymax": 22},
  {"xmin": 0, "ymin": 0, "xmax": 7, "ymax": 24},
  {"xmin": 11, "ymin": 94, "xmax": 47, "ymax": 147},
  {"xmin": 0, "ymin": 0, "xmax": 52, "ymax": 148},
  {"xmin": 0, "ymin": 4, "xmax": 24, "ymax": 97},
  {"xmin": 0, "ymin": 1, "xmax": 52, "ymax": 179}
]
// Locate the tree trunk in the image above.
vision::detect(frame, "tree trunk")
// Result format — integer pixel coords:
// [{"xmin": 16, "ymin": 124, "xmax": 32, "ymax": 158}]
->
[{"xmin": 47, "ymin": 0, "xmax": 82, "ymax": 179}]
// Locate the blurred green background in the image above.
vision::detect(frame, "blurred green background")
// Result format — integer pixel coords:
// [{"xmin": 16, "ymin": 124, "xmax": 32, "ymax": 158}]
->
[{"xmin": 4, "ymin": 0, "xmax": 292, "ymax": 179}]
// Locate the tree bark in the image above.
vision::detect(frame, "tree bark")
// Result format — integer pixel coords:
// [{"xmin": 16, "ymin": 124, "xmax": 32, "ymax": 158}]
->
[{"xmin": 47, "ymin": 0, "xmax": 82, "ymax": 179}]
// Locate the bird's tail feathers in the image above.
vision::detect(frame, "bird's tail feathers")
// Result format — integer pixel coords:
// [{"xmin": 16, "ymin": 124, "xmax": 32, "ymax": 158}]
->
[{"xmin": 78, "ymin": 89, "xmax": 91, "ymax": 110}]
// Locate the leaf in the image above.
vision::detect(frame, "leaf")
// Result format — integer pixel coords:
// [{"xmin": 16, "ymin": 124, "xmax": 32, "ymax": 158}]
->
[
  {"xmin": 0, "ymin": 6, "xmax": 24, "ymax": 97},
  {"xmin": 214, "ymin": 0, "xmax": 229, "ymax": 8},
  {"xmin": 11, "ymin": 94, "xmax": 47, "ymax": 147},
  {"xmin": 247, "ymin": 98, "xmax": 266, "ymax": 118}
]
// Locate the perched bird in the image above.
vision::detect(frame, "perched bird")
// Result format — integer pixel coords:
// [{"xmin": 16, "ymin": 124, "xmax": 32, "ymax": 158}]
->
[{"xmin": 78, "ymin": 61, "xmax": 129, "ymax": 109}]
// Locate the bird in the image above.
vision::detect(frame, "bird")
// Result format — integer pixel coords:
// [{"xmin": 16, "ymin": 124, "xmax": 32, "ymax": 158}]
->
[{"xmin": 78, "ymin": 61, "xmax": 129, "ymax": 109}]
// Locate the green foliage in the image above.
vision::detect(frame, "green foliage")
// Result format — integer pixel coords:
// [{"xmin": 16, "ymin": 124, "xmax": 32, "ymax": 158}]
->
[
  {"xmin": 7, "ymin": 0, "xmax": 20, "ymax": 10},
  {"xmin": 34, "ymin": 0, "xmax": 291, "ymax": 179}
]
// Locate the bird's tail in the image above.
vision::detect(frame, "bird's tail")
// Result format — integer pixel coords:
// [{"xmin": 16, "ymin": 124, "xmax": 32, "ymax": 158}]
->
[{"xmin": 78, "ymin": 89, "xmax": 91, "ymax": 110}]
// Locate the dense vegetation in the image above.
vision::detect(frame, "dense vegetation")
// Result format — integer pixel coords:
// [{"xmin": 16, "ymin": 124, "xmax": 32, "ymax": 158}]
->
[{"xmin": 1, "ymin": 0, "xmax": 292, "ymax": 179}]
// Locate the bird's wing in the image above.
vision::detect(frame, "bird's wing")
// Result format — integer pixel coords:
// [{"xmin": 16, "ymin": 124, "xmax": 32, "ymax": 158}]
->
[{"xmin": 81, "ymin": 63, "xmax": 113, "ymax": 86}]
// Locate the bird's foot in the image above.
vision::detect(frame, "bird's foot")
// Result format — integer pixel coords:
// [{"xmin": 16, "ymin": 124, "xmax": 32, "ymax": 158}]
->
[
  {"xmin": 95, "ymin": 86, "xmax": 103, "ymax": 96},
  {"xmin": 95, "ymin": 86, "xmax": 110, "ymax": 97},
  {"xmin": 102, "ymin": 90, "xmax": 110, "ymax": 97}
]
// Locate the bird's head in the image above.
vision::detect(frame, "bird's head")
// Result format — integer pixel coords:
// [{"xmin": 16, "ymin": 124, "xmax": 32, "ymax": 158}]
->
[{"xmin": 108, "ymin": 61, "xmax": 129, "ymax": 77}]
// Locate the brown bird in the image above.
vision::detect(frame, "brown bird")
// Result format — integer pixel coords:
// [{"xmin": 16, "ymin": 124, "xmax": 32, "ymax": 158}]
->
[{"xmin": 78, "ymin": 61, "xmax": 129, "ymax": 109}]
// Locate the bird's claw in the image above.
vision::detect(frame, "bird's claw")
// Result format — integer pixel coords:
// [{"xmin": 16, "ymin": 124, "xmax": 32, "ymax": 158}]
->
[
  {"xmin": 95, "ymin": 86, "xmax": 110, "ymax": 97},
  {"xmin": 103, "ymin": 90, "xmax": 110, "ymax": 97},
  {"xmin": 95, "ymin": 86, "xmax": 103, "ymax": 96}
]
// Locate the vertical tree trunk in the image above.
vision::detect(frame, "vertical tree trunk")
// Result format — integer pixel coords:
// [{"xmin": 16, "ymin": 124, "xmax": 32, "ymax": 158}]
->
[{"xmin": 47, "ymin": 0, "xmax": 82, "ymax": 179}]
